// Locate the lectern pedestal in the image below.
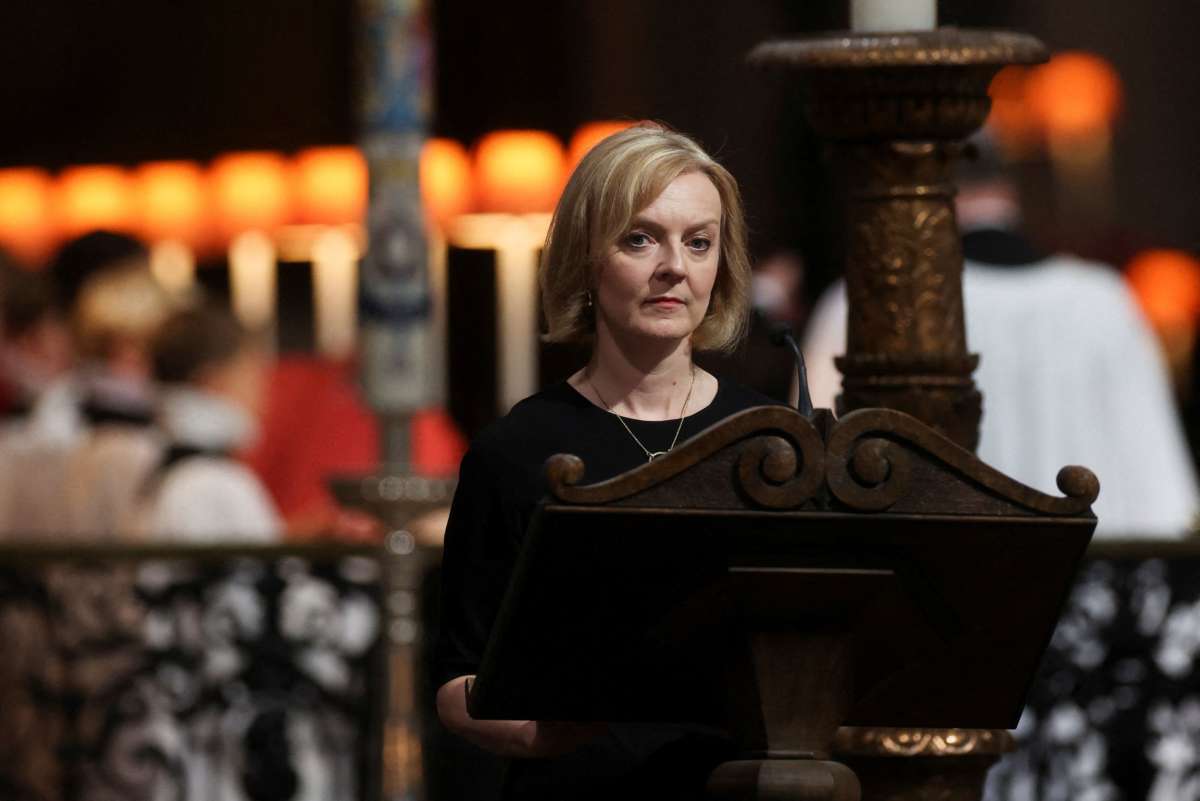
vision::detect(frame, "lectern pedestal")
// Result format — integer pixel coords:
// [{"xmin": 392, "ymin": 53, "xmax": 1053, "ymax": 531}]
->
[{"xmin": 468, "ymin": 406, "xmax": 1097, "ymax": 800}]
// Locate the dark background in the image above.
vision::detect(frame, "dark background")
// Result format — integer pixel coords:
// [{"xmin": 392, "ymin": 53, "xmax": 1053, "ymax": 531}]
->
[
  {"xmin": 2, "ymin": 0, "xmax": 1198, "ymax": 432},
  {"xmin": 2, "ymin": 1, "xmax": 1197, "ymax": 278}
]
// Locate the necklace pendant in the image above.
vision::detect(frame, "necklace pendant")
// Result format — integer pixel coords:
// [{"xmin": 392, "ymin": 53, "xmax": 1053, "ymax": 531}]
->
[{"xmin": 647, "ymin": 451, "xmax": 667, "ymax": 462}]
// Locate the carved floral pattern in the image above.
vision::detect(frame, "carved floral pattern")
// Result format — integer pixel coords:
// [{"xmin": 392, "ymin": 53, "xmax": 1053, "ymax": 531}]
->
[{"xmin": 836, "ymin": 727, "xmax": 1014, "ymax": 757}]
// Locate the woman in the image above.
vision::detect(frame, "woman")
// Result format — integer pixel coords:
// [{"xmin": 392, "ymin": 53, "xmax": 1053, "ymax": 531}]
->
[{"xmin": 435, "ymin": 124, "xmax": 778, "ymax": 799}]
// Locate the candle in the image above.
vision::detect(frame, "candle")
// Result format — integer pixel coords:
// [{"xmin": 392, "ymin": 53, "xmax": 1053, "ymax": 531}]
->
[
  {"xmin": 447, "ymin": 213, "xmax": 550, "ymax": 413},
  {"xmin": 312, "ymin": 226, "xmax": 360, "ymax": 358},
  {"xmin": 426, "ymin": 226, "xmax": 448, "ymax": 406},
  {"xmin": 494, "ymin": 238, "xmax": 540, "ymax": 413},
  {"xmin": 229, "ymin": 230, "xmax": 277, "ymax": 332},
  {"xmin": 851, "ymin": 0, "xmax": 936, "ymax": 32}
]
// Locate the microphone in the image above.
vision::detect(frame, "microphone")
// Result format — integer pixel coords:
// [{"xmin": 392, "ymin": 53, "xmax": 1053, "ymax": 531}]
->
[{"xmin": 769, "ymin": 322, "xmax": 814, "ymax": 417}]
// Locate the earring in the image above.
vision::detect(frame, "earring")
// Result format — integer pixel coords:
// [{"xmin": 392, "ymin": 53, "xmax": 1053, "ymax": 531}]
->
[{"xmin": 585, "ymin": 290, "xmax": 593, "ymax": 308}]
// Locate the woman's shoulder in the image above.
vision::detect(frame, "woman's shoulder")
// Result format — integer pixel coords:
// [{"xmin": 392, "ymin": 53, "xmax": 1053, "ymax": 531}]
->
[
  {"xmin": 711, "ymin": 376, "xmax": 789, "ymax": 414},
  {"xmin": 462, "ymin": 382, "xmax": 589, "ymax": 469}
]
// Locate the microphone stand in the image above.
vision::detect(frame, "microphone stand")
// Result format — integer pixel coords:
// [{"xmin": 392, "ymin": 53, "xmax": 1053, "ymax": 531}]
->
[{"xmin": 769, "ymin": 321, "xmax": 814, "ymax": 418}]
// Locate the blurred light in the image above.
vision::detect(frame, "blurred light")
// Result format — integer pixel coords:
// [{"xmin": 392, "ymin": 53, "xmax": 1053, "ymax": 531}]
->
[
  {"xmin": 149, "ymin": 239, "xmax": 196, "ymax": 297},
  {"xmin": 420, "ymin": 138, "xmax": 472, "ymax": 230},
  {"xmin": 275, "ymin": 223, "xmax": 366, "ymax": 262},
  {"xmin": 0, "ymin": 168, "xmax": 54, "ymax": 264},
  {"xmin": 411, "ymin": 407, "xmax": 467, "ymax": 477},
  {"xmin": 229, "ymin": 230, "xmax": 277, "ymax": 330},
  {"xmin": 294, "ymin": 146, "xmax": 368, "ymax": 225},
  {"xmin": 1126, "ymin": 249, "xmax": 1200, "ymax": 330},
  {"xmin": 568, "ymin": 121, "xmax": 634, "ymax": 171},
  {"xmin": 986, "ymin": 67, "xmax": 1038, "ymax": 153},
  {"xmin": 135, "ymin": 161, "xmax": 208, "ymax": 246},
  {"xmin": 474, "ymin": 130, "xmax": 566, "ymax": 214},
  {"xmin": 210, "ymin": 152, "xmax": 292, "ymax": 238},
  {"xmin": 56, "ymin": 165, "xmax": 136, "ymax": 236},
  {"xmin": 1027, "ymin": 52, "xmax": 1122, "ymax": 139},
  {"xmin": 311, "ymin": 226, "xmax": 360, "ymax": 358}
]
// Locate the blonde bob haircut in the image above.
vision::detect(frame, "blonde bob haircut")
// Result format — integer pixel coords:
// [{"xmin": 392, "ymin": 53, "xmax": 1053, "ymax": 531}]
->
[{"xmin": 539, "ymin": 124, "xmax": 752, "ymax": 352}]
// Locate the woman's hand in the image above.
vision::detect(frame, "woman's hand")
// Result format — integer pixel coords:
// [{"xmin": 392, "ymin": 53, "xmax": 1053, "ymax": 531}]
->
[{"xmin": 436, "ymin": 675, "xmax": 606, "ymax": 758}]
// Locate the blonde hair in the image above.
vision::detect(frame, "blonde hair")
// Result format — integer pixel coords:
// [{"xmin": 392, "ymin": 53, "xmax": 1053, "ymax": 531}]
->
[
  {"xmin": 74, "ymin": 265, "xmax": 173, "ymax": 360},
  {"xmin": 539, "ymin": 124, "xmax": 751, "ymax": 352}
]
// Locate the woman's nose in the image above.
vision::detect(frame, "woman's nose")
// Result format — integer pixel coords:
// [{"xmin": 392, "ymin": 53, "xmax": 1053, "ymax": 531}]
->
[{"xmin": 656, "ymin": 242, "xmax": 686, "ymax": 278}]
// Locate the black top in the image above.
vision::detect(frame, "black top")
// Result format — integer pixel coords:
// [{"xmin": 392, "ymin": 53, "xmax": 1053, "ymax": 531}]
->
[{"xmin": 435, "ymin": 377, "xmax": 781, "ymax": 800}]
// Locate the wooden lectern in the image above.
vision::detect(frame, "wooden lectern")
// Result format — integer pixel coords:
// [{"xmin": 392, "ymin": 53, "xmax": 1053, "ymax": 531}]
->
[{"xmin": 468, "ymin": 406, "xmax": 1097, "ymax": 800}]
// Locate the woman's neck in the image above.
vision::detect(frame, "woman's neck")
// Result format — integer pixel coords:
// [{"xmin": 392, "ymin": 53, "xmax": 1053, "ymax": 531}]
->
[{"xmin": 576, "ymin": 331, "xmax": 697, "ymax": 421}]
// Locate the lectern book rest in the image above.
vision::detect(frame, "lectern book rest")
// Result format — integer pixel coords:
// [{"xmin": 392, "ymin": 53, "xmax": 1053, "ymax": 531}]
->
[{"xmin": 466, "ymin": 406, "xmax": 1097, "ymax": 748}]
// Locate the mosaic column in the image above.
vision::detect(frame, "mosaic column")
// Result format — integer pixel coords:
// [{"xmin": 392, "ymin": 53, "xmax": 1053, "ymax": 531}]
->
[
  {"xmin": 359, "ymin": 3, "xmax": 433, "ymax": 800},
  {"xmin": 359, "ymin": 0, "xmax": 438, "ymax": 462}
]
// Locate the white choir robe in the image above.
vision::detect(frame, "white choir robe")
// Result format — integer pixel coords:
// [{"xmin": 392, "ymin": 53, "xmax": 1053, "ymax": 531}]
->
[
  {"xmin": 123, "ymin": 387, "xmax": 282, "ymax": 544},
  {"xmin": 802, "ymin": 255, "xmax": 1200, "ymax": 539},
  {"xmin": 0, "ymin": 378, "xmax": 84, "ymax": 539}
]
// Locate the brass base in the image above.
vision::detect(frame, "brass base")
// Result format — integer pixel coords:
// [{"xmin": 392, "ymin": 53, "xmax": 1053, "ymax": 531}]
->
[
  {"xmin": 708, "ymin": 759, "xmax": 860, "ymax": 801},
  {"xmin": 834, "ymin": 727, "xmax": 1014, "ymax": 801}
]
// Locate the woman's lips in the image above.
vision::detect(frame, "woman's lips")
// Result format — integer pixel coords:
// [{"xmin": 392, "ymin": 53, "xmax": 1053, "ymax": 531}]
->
[{"xmin": 645, "ymin": 297, "xmax": 684, "ymax": 306}]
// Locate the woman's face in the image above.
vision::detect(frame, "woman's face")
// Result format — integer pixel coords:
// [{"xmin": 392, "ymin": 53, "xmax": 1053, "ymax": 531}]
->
[{"xmin": 594, "ymin": 171, "xmax": 722, "ymax": 348}]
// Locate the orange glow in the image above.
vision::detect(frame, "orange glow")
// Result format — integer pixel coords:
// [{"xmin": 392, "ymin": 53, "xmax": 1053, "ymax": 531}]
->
[
  {"xmin": 56, "ymin": 165, "xmax": 136, "ymax": 237},
  {"xmin": 420, "ymin": 138, "xmax": 472, "ymax": 230},
  {"xmin": 0, "ymin": 168, "xmax": 54, "ymax": 264},
  {"xmin": 1126, "ymin": 249, "xmax": 1200, "ymax": 329},
  {"xmin": 568, "ymin": 121, "xmax": 634, "ymax": 170},
  {"xmin": 1026, "ymin": 52, "xmax": 1122, "ymax": 139},
  {"xmin": 134, "ymin": 161, "xmax": 208, "ymax": 246},
  {"xmin": 294, "ymin": 146, "xmax": 368, "ymax": 225},
  {"xmin": 210, "ymin": 151, "xmax": 292, "ymax": 237},
  {"xmin": 986, "ymin": 67, "xmax": 1038, "ymax": 151},
  {"xmin": 474, "ymin": 130, "xmax": 566, "ymax": 214}
]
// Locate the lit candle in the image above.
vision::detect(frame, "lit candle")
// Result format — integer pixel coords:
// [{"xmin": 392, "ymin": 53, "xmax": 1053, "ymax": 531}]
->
[
  {"xmin": 447, "ymin": 213, "xmax": 551, "ymax": 413},
  {"xmin": 851, "ymin": 0, "xmax": 936, "ymax": 32},
  {"xmin": 426, "ymin": 226, "xmax": 448, "ymax": 406},
  {"xmin": 311, "ymin": 226, "xmax": 360, "ymax": 358},
  {"xmin": 229, "ymin": 230, "xmax": 277, "ymax": 332}
]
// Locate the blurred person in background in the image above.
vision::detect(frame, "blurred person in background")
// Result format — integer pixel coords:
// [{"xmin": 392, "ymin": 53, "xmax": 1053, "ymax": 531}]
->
[
  {"xmin": 63, "ymin": 249, "xmax": 174, "ymax": 537},
  {"xmin": 803, "ymin": 136, "xmax": 1199, "ymax": 538},
  {"xmin": 125, "ymin": 304, "xmax": 281, "ymax": 542},
  {"xmin": 0, "ymin": 259, "xmax": 76, "ymax": 434},
  {"xmin": 245, "ymin": 356, "xmax": 384, "ymax": 541},
  {"xmin": 48, "ymin": 230, "xmax": 151, "ymax": 315},
  {"xmin": 696, "ymin": 250, "xmax": 806, "ymax": 403},
  {"xmin": 0, "ymin": 258, "xmax": 79, "ymax": 537}
]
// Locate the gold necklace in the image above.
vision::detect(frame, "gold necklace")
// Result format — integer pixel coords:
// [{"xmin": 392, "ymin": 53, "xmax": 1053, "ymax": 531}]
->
[{"xmin": 588, "ymin": 366, "xmax": 697, "ymax": 463}]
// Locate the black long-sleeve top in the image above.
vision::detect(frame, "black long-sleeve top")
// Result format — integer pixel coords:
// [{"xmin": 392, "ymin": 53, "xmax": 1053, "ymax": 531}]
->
[{"xmin": 435, "ymin": 377, "xmax": 780, "ymax": 800}]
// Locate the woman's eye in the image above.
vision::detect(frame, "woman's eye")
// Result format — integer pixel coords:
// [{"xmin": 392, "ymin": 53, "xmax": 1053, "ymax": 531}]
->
[
  {"xmin": 624, "ymin": 232, "xmax": 652, "ymax": 249},
  {"xmin": 688, "ymin": 237, "xmax": 712, "ymax": 252}
]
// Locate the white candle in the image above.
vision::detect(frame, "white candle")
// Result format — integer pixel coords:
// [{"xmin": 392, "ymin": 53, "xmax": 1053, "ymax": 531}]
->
[
  {"xmin": 851, "ymin": 0, "xmax": 936, "ymax": 31},
  {"xmin": 494, "ymin": 240, "xmax": 540, "ymax": 413},
  {"xmin": 311, "ymin": 226, "xmax": 360, "ymax": 358},
  {"xmin": 229, "ymin": 230, "xmax": 277, "ymax": 332},
  {"xmin": 447, "ymin": 213, "xmax": 550, "ymax": 413},
  {"xmin": 426, "ymin": 226, "xmax": 448, "ymax": 406}
]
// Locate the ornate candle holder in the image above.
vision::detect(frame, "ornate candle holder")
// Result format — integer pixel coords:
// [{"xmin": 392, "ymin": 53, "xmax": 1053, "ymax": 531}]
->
[
  {"xmin": 750, "ymin": 29, "xmax": 1046, "ymax": 451},
  {"xmin": 750, "ymin": 28, "xmax": 1049, "ymax": 801}
]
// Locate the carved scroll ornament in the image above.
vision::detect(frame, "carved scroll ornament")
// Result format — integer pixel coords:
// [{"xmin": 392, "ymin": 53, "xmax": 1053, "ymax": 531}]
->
[{"xmin": 546, "ymin": 406, "xmax": 1099, "ymax": 518}]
